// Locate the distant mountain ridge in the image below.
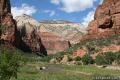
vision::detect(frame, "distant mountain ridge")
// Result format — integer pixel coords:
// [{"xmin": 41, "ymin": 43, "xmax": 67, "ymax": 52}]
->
[
  {"xmin": 16, "ymin": 14, "xmax": 85, "ymax": 44},
  {"xmin": 15, "ymin": 14, "xmax": 85, "ymax": 54},
  {"xmin": 40, "ymin": 20, "xmax": 75, "ymax": 24},
  {"xmin": 39, "ymin": 20, "xmax": 86, "ymax": 44}
]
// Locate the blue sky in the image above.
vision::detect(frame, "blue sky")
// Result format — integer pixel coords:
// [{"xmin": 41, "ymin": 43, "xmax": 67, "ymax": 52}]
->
[{"xmin": 11, "ymin": 0, "xmax": 103, "ymax": 27}]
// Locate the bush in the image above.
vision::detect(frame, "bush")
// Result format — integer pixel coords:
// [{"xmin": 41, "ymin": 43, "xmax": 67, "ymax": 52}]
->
[
  {"xmin": 82, "ymin": 54, "xmax": 94, "ymax": 65},
  {"xmin": 0, "ymin": 49, "xmax": 23, "ymax": 80},
  {"xmin": 104, "ymin": 52, "xmax": 116, "ymax": 65},
  {"xmin": 95, "ymin": 52, "xmax": 119, "ymax": 65},
  {"xmin": 95, "ymin": 55, "xmax": 107, "ymax": 65},
  {"xmin": 115, "ymin": 52, "xmax": 120, "ymax": 64},
  {"xmin": 74, "ymin": 56, "xmax": 81, "ymax": 61},
  {"xmin": 0, "ymin": 24, "xmax": 6, "ymax": 35}
]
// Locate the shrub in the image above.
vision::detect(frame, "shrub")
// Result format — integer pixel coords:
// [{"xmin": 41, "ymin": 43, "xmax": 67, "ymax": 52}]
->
[
  {"xmin": 0, "ymin": 49, "xmax": 23, "ymax": 80},
  {"xmin": 68, "ymin": 56, "xmax": 73, "ymax": 62},
  {"xmin": 115, "ymin": 52, "xmax": 120, "ymax": 64},
  {"xmin": 104, "ymin": 52, "xmax": 116, "ymax": 65},
  {"xmin": 82, "ymin": 54, "xmax": 94, "ymax": 65},
  {"xmin": 74, "ymin": 56, "xmax": 81, "ymax": 61},
  {"xmin": 0, "ymin": 24, "xmax": 5, "ymax": 34},
  {"xmin": 95, "ymin": 55, "xmax": 107, "ymax": 65}
]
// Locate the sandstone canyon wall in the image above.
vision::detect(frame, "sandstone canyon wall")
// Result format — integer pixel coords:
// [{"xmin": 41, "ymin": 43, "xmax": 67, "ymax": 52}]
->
[
  {"xmin": 15, "ymin": 15, "xmax": 72, "ymax": 55},
  {"xmin": 0, "ymin": 0, "xmax": 17, "ymax": 46},
  {"xmin": 0, "ymin": 0, "xmax": 47, "ymax": 56},
  {"xmin": 38, "ymin": 32, "xmax": 71, "ymax": 54},
  {"xmin": 86, "ymin": 0, "xmax": 120, "ymax": 39}
]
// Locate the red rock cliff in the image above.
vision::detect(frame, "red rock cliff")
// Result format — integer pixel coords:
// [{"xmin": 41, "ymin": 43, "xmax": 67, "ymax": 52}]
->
[
  {"xmin": 0, "ymin": 0, "xmax": 47, "ymax": 56},
  {"xmin": 88, "ymin": 0, "xmax": 120, "ymax": 37},
  {"xmin": 0, "ymin": 0, "xmax": 17, "ymax": 45}
]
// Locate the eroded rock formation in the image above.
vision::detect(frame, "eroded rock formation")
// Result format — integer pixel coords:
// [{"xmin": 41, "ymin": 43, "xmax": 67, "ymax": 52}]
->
[
  {"xmin": 38, "ymin": 32, "xmax": 70, "ymax": 55},
  {"xmin": 16, "ymin": 14, "xmax": 47, "ymax": 56},
  {"xmin": 0, "ymin": 0, "xmax": 17, "ymax": 45},
  {"xmin": 0, "ymin": 0, "xmax": 47, "ymax": 56},
  {"xmin": 39, "ymin": 20, "xmax": 85, "ymax": 44},
  {"xmin": 16, "ymin": 15, "xmax": 84, "ymax": 54},
  {"xmin": 88, "ymin": 0, "xmax": 120, "ymax": 37}
]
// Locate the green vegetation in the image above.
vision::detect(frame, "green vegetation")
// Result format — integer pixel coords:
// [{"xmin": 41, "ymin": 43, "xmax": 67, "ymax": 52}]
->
[
  {"xmin": 15, "ymin": 62, "xmax": 120, "ymax": 80},
  {"xmin": 95, "ymin": 52, "xmax": 120, "ymax": 65},
  {"xmin": 0, "ymin": 49, "xmax": 119, "ymax": 80},
  {"xmin": 74, "ymin": 56, "xmax": 81, "ymax": 61},
  {"xmin": 104, "ymin": 52, "xmax": 116, "ymax": 65},
  {"xmin": 65, "ymin": 34, "xmax": 120, "ymax": 55},
  {"xmin": 0, "ymin": 24, "xmax": 6, "ymax": 35},
  {"xmin": 116, "ymin": 52, "xmax": 120, "ymax": 64},
  {"xmin": 82, "ymin": 54, "xmax": 94, "ymax": 65},
  {"xmin": 95, "ymin": 54, "xmax": 107, "ymax": 65},
  {"xmin": 0, "ymin": 49, "xmax": 24, "ymax": 80}
]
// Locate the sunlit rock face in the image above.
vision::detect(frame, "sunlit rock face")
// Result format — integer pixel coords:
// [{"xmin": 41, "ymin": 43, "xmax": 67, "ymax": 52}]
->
[
  {"xmin": 88, "ymin": 0, "xmax": 120, "ymax": 37},
  {"xmin": 16, "ymin": 14, "xmax": 47, "ymax": 56},
  {"xmin": 39, "ymin": 20, "xmax": 85, "ymax": 44},
  {"xmin": 0, "ymin": 0, "xmax": 18, "ymax": 46},
  {"xmin": 0, "ymin": 0, "xmax": 46, "ymax": 56},
  {"xmin": 38, "ymin": 32, "xmax": 71, "ymax": 55},
  {"xmin": 15, "ymin": 14, "xmax": 85, "ymax": 54}
]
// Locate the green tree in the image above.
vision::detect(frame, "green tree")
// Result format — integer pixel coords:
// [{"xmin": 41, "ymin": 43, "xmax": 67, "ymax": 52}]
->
[
  {"xmin": 115, "ymin": 52, "xmax": 120, "ymax": 64},
  {"xmin": 95, "ymin": 55, "xmax": 107, "ymax": 65},
  {"xmin": 0, "ymin": 49, "xmax": 23, "ymax": 80},
  {"xmin": 104, "ymin": 52, "xmax": 116, "ymax": 65},
  {"xmin": 82, "ymin": 54, "xmax": 94, "ymax": 65},
  {"xmin": 74, "ymin": 56, "xmax": 81, "ymax": 61}
]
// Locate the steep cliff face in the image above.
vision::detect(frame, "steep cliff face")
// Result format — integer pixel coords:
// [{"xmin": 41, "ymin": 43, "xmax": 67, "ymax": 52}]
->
[
  {"xmin": 39, "ymin": 20, "xmax": 85, "ymax": 44},
  {"xmin": 0, "ymin": 0, "xmax": 17, "ymax": 46},
  {"xmin": 88, "ymin": 0, "xmax": 120, "ymax": 37},
  {"xmin": 73, "ymin": 0, "xmax": 120, "ymax": 57},
  {"xmin": 15, "ymin": 15, "xmax": 71, "ymax": 54},
  {"xmin": 0, "ymin": 0, "xmax": 47, "ymax": 56},
  {"xmin": 38, "ymin": 32, "xmax": 70, "ymax": 54},
  {"xmin": 16, "ymin": 14, "xmax": 47, "ymax": 56}
]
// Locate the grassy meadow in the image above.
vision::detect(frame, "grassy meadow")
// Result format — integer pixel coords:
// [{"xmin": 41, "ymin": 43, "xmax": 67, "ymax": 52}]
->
[{"xmin": 14, "ymin": 61, "xmax": 120, "ymax": 80}]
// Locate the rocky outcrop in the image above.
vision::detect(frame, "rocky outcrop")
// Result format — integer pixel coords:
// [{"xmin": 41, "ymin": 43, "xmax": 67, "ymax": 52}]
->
[
  {"xmin": 16, "ymin": 14, "xmax": 47, "ymax": 56},
  {"xmin": 0, "ymin": 0, "xmax": 17, "ymax": 45},
  {"xmin": 38, "ymin": 32, "xmax": 70, "ymax": 54},
  {"xmin": 0, "ymin": 0, "xmax": 46, "ymax": 56},
  {"xmin": 73, "ymin": 49, "xmax": 87, "ymax": 57},
  {"xmin": 15, "ymin": 15, "xmax": 84, "ymax": 54},
  {"xmin": 60, "ymin": 55, "xmax": 69, "ymax": 64},
  {"xmin": 87, "ymin": 0, "xmax": 120, "ymax": 37}
]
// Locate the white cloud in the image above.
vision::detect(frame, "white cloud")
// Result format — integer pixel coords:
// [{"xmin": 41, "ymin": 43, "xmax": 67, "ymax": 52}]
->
[
  {"xmin": 11, "ymin": 3, "xmax": 37, "ymax": 18},
  {"xmin": 51, "ymin": 0, "xmax": 60, "ymax": 5},
  {"xmin": 44, "ymin": 10, "xmax": 56, "ymax": 17},
  {"xmin": 51, "ymin": 0, "xmax": 97, "ymax": 13},
  {"xmin": 81, "ymin": 10, "xmax": 95, "ymax": 28}
]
